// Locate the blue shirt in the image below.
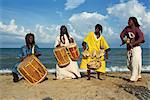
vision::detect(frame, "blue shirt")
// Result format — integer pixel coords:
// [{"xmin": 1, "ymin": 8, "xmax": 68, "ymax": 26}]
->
[{"xmin": 18, "ymin": 45, "xmax": 41, "ymax": 58}]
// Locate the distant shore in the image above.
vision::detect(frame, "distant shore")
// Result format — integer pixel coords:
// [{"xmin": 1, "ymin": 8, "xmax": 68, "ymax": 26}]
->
[{"xmin": 0, "ymin": 72, "xmax": 150, "ymax": 100}]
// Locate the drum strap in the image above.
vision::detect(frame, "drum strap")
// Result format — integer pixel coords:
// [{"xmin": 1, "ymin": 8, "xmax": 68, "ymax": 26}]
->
[{"xmin": 32, "ymin": 45, "xmax": 35, "ymax": 55}]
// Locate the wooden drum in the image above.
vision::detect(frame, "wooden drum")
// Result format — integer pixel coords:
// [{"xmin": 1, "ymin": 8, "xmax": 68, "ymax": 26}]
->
[
  {"xmin": 87, "ymin": 60, "xmax": 101, "ymax": 70},
  {"xmin": 17, "ymin": 55, "xmax": 47, "ymax": 85},
  {"xmin": 54, "ymin": 47, "xmax": 70, "ymax": 67},
  {"xmin": 67, "ymin": 43, "xmax": 80, "ymax": 61}
]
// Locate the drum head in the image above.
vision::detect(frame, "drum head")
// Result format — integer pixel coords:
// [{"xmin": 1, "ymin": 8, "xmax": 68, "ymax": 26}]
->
[
  {"xmin": 67, "ymin": 43, "xmax": 76, "ymax": 48},
  {"xmin": 54, "ymin": 46, "xmax": 66, "ymax": 51}
]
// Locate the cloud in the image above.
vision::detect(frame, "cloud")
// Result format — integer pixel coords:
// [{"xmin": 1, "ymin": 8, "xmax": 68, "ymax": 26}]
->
[
  {"xmin": 107, "ymin": 0, "xmax": 150, "ymax": 35},
  {"xmin": 69, "ymin": 12, "xmax": 113, "ymax": 39},
  {"xmin": 0, "ymin": 20, "xmax": 60, "ymax": 45},
  {"xmin": 0, "ymin": 19, "xmax": 17, "ymax": 33},
  {"xmin": 107, "ymin": 0, "xmax": 145, "ymax": 19},
  {"xmin": 68, "ymin": 0, "xmax": 150, "ymax": 47},
  {"xmin": 0, "ymin": 20, "xmax": 26, "ymax": 48},
  {"xmin": 65, "ymin": 0, "xmax": 85, "ymax": 10},
  {"xmin": 0, "ymin": 19, "xmax": 26, "ymax": 40},
  {"xmin": 1, "ymin": 0, "xmax": 149, "ymax": 48},
  {"xmin": 0, "ymin": 15, "xmax": 114, "ymax": 47},
  {"xmin": 69, "ymin": 12, "xmax": 107, "ymax": 33},
  {"xmin": 105, "ymin": 0, "xmax": 150, "ymax": 48},
  {"xmin": 35, "ymin": 24, "xmax": 60, "ymax": 43},
  {"xmin": 66, "ymin": 23, "xmax": 83, "ymax": 40}
]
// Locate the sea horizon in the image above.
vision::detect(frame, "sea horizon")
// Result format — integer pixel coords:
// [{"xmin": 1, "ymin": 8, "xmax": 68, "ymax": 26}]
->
[{"xmin": 0, "ymin": 48, "xmax": 150, "ymax": 73}]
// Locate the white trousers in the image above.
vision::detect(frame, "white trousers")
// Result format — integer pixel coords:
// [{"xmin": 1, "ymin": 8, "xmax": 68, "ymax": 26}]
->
[
  {"xmin": 56, "ymin": 60, "xmax": 81, "ymax": 79},
  {"xmin": 127, "ymin": 46, "xmax": 142, "ymax": 81}
]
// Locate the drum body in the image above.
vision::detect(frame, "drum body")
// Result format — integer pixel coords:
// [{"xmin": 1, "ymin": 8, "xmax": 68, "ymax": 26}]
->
[
  {"xmin": 17, "ymin": 55, "xmax": 47, "ymax": 85},
  {"xmin": 67, "ymin": 43, "xmax": 80, "ymax": 61},
  {"xmin": 87, "ymin": 60, "xmax": 101, "ymax": 70},
  {"xmin": 54, "ymin": 47, "xmax": 70, "ymax": 67}
]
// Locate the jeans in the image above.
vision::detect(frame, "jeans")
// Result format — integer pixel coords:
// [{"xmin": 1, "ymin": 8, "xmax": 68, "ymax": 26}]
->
[{"xmin": 12, "ymin": 62, "xmax": 21, "ymax": 76}]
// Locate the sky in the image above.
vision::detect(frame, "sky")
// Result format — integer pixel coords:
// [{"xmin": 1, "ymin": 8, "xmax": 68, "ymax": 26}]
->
[{"xmin": 0, "ymin": 0, "xmax": 150, "ymax": 48}]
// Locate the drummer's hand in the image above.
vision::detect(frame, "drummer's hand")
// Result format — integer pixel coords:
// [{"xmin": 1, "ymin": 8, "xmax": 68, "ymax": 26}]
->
[
  {"xmin": 128, "ymin": 43, "xmax": 133, "ymax": 49},
  {"xmin": 126, "ymin": 38, "xmax": 130, "ymax": 44},
  {"xmin": 27, "ymin": 54, "xmax": 32, "ymax": 56},
  {"xmin": 20, "ymin": 57, "xmax": 24, "ymax": 62},
  {"xmin": 105, "ymin": 52, "xmax": 108, "ymax": 59},
  {"xmin": 105, "ymin": 54, "xmax": 108, "ymax": 59},
  {"xmin": 35, "ymin": 53, "xmax": 41, "ymax": 57},
  {"xmin": 82, "ymin": 55, "xmax": 87, "ymax": 59},
  {"xmin": 56, "ymin": 44, "xmax": 61, "ymax": 48},
  {"xmin": 70, "ymin": 38, "xmax": 74, "ymax": 43},
  {"xmin": 82, "ymin": 42, "xmax": 87, "ymax": 51},
  {"xmin": 83, "ymin": 46, "xmax": 86, "ymax": 51}
]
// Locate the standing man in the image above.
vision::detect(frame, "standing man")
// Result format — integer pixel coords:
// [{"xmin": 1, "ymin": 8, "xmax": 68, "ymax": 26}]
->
[
  {"xmin": 80, "ymin": 24, "xmax": 110, "ymax": 80},
  {"xmin": 120, "ymin": 17, "xmax": 145, "ymax": 82}
]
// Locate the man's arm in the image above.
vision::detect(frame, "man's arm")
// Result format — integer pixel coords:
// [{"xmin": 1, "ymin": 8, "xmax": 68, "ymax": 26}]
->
[
  {"xmin": 82, "ymin": 42, "xmax": 87, "ymax": 51},
  {"xmin": 120, "ymin": 27, "xmax": 127, "ymax": 45},
  {"xmin": 105, "ymin": 48, "xmax": 111, "ymax": 59}
]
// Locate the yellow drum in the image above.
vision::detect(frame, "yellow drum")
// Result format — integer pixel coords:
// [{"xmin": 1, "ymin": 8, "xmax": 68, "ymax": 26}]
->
[
  {"xmin": 17, "ymin": 55, "xmax": 47, "ymax": 85},
  {"xmin": 54, "ymin": 47, "xmax": 70, "ymax": 67},
  {"xmin": 67, "ymin": 43, "xmax": 80, "ymax": 61}
]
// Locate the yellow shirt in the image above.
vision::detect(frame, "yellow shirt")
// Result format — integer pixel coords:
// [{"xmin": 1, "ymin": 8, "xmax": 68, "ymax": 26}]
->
[{"xmin": 80, "ymin": 32, "xmax": 110, "ymax": 73}]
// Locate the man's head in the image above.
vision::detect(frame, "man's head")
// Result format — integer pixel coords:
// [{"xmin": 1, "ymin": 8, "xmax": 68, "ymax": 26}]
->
[
  {"xmin": 25, "ymin": 33, "xmax": 35, "ymax": 46},
  {"xmin": 128, "ymin": 17, "xmax": 140, "ymax": 28},
  {"xmin": 60, "ymin": 25, "xmax": 68, "ymax": 35},
  {"xmin": 95, "ymin": 24, "xmax": 102, "ymax": 34}
]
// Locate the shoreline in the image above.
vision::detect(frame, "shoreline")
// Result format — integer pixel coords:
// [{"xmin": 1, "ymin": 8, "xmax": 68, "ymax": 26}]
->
[
  {"xmin": 0, "ymin": 72, "xmax": 150, "ymax": 100},
  {"xmin": 0, "ymin": 67, "xmax": 150, "ymax": 74}
]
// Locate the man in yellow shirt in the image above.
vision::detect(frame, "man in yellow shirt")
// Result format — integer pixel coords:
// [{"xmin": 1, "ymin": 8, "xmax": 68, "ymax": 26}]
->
[{"xmin": 80, "ymin": 24, "xmax": 110, "ymax": 80}]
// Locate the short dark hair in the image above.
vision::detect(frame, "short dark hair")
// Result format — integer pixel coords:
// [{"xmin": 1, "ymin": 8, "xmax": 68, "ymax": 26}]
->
[{"xmin": 95, "ymin": 24, "xmax": 103, "ymax": 33}]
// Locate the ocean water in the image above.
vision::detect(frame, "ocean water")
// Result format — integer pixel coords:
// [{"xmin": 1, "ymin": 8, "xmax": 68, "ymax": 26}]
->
[{"xmin": 0, "ymin": 48, "xmax": 150, "ymax": 73}]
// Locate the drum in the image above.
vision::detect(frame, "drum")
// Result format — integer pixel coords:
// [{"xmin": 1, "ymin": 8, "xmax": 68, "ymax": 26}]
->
[
  {"xmin": 67, "ymin": 43, "xmax": 80, "ymax": 61},
  {"xmin": 54, "ymin": 47, "xmax": 70, "ymax": 67},
  {"xmin": 87, "ymin": 60, "xmax": 101, "ymax": 70},
  {"xmin": 17, "ymin": 55, "xmax": 47, "ymax": 85}
]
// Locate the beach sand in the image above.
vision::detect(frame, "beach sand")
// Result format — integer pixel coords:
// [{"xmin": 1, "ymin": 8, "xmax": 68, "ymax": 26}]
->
[{"xmin": 0, "ymin": 72, "xmax": 150, "ymax": 100}]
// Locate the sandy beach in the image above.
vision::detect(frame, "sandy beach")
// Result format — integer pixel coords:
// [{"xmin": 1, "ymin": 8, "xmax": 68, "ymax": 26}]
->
[{"xmin": 0, "ymin": 72, "xmax": 150, "ymax": 100}]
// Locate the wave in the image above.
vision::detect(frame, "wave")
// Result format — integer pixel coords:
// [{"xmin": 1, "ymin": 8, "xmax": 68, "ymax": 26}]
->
[
  {"xmin": 0, "ymin": 69, "xmax": 12, "ymax": 74},
  {"xmin": 107, "ymin": 65, "xmax": 150, "ymax": 72},
  {"xmin": 0, "ymin": 66, "xmax": 150, "ymax": 74}
]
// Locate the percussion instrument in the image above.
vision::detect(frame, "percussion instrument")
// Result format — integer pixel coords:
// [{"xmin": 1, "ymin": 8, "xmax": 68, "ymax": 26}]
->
[
  {"xmin": 87, "ymin": 60, "xmax": 101, "ymax": 70},
  {"xmin": 54, "ymin": 47, "xmax": 70, "ymax": 67},
  {"xmin": 67, "ymin": 43, "xmax": 80, "ymax": 61},
  {"xmin": 17, "ymin": 55, "xmax": 47, "ymax": 85},
  {"xmin": 121, "ymin": 32, "xmax": 135, "ymax": 46}
]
